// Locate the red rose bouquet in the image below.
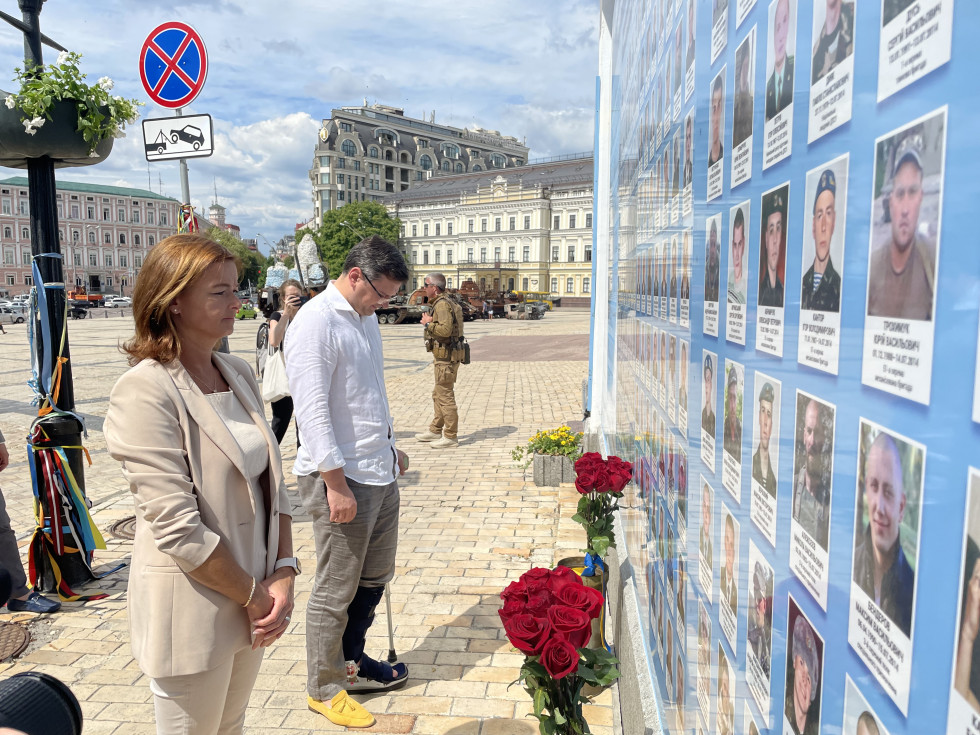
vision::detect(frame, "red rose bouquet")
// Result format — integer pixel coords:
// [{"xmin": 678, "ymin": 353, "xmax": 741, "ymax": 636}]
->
[
  {"xmin": 572, "ymin": 453, "xmax": 633, "ymax": 569},
  {"xmin": 499, "ymin": 567, "xmax": 620, "ymax": 734}
]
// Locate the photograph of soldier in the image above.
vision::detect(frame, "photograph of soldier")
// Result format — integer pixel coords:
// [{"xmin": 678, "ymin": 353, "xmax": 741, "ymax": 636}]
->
[
  {"xmin": 679, "ymin": 448, "xmax": 688, "ymax": 523},
  {"xmin": 680, "ymin": 340, "xmax": 689, "ymax": 411},
  {"xmin": 718, "ymin": 645, "xmax": 735, "ymax": 735},
  {"xmin": 867, "ymin": 114, "xmax": 944, "ymax": 321},
  {"xmin": 700, "ymin": 482, "xmax": 713, "ymax": 578},
  {"xmin": 698, "ymin": 602, "xmax": 710, "ymax": 700},
  {"xmin": 852, "ymin": 422, "xmax": 923, "ymax": 639},
  {"xmin": 660, "ymin": 331, "xmax": 667, "ymax": 390},
  {"xmin": 759, "ymin": 185, "xmax": 788, "ymax": 308},
  {"xmin": 686, "ymin": 0, "xmax": 696, "ymax": 71},
  {"xmin": 748, "ymin": 557, "xmax": 773, "ymax": 678},
  {"xmin": 677, "ymin": 556, "xmax": 687, "ymax": 625},
  {"xmin": 674, "ymin": 21, "xmax": 684, "ymax": 95},
  {"xmin": 802, "ymin": 164, "xmax": 844, "ymax": 312},
  {"xmin": 672, "ymin": 131, "xmax": 681, "ymax": 197},
  {"xmin": 670, "ymin": 241, "xmax": 678, "ymax": 301},
  {"xmin": 843, "ymin": 676, "xmax": 890, "ymax": 735},
  {"xmin": 720, "ymin": 510, "xmax": 739, "ymax": 614},
  {"xmin": 684, "ymin": 112, "xmax": 694, "ymax": 188},
  {"xmin": 752, "ymin": 380, "xmax": 778, "ymax": 497},
  {"xmin": 952, "ymin": 471, "xmax": 980, "ymax": 720},
  {"xmin": 784, "ymin": 599, "xmax": 823, "ymax": 735},
  {"xmin": 728, "ymin": 206, "xmax": 748, "ymax": 305},
  {"xmin": 681, "ymin": 232, "xmax": 691, "ymax": 301},
  {"xmin": 702, "ymin": 353, "xmax": 716, "ymax": 436},
  {"xmin": 765, "ymin": 0, "xmax": 796, "ymax": 120},
  {"xmin": 723, "ymin": 362, "xmax": 743, "ymax": 463},
  {"xmin": 653, "ymin": 248, "xmax": 661, "ymax": 299},
  {"xmin": 709, "ymin": 72, "xmax": 725, "ymax": 167},
  {"xmin": 733, "ymin": 31, "xmax": 755, "ymax": 148},
  {"xmin": 812, "ymin": 0, "xmax": 855, "ymax": 83},
  {"xmin": 705, "ymin": 215, "xmax": 721, "ymax": 303},
  {"xmin": 792, "ymin": 393, "xmax": 834, "ymax": 550}
]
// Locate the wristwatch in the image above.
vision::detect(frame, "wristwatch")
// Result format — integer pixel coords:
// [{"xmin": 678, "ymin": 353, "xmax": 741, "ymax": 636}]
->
[{"xmin": 274, "ymin": 557, "xmax": 302, "ymax": 576}]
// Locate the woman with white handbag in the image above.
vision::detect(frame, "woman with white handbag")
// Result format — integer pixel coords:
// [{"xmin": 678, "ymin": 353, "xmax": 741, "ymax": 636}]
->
[{"xmin": 264, "ymin": 279, "xmax": 306, "ymax": 443}]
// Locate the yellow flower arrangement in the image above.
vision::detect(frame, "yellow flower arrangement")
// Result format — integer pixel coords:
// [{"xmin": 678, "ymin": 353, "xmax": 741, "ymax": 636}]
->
[{"xmin": 512, "ymin": 425, "xmax": 583, "ymax": 468}]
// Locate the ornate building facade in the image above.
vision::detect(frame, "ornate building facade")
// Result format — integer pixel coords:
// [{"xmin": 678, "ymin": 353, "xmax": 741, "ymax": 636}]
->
[
  {"xmin": 384, "ymin": 155, "xmax": 594, "ymax": 306},
  {"xmin": 309, "ymin": 102, "xmax": 529, "ymax": 225}
]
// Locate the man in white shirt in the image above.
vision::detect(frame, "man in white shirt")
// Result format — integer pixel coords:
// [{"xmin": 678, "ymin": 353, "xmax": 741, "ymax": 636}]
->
[{"xmin": 285, "ymin": 236, "xmax": 410, "ymax": 729}]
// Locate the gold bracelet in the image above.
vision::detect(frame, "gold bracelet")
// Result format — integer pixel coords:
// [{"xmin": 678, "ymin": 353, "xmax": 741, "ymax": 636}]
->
[{"xmin": 242, "ymin": 577, "xmax": 257, "ymax": 607}]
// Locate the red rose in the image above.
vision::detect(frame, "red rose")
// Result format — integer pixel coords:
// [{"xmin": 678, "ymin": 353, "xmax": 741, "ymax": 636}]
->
[
  {"xmin": 501, "ymin": 580, "xmax": 529, "ymax": 604},
  {"xmin": 607, "ymin": 468, "xmax": 631, "ymax": 493},
  {"xmin": 548, "ymin": 565, "xmax": 583, "ymax": 594},
  {"xmin": 498, "ymin": 597, "xmax": 525, "ymax": 623},
  {"xmin": 554, "ymin": 582, "xmax": 604, "ymax": 619},
  {"xmin": 521, "ymin": 567, "xmax": 552, "ymax": 595},
  {"xmin": 524, "ymin": 589, "xmax": 554, "ymax": 618},
  {"xmin": 592, "ymin": 465, "xmax": 613, "ymax": 493},
  {"xmin": 575, "ymin": 468, "xmax": 598, "ymax": 494},
  {"xmin": 502, "ymin": 613, "xmax": 552, "ymax": 655},
  {"xmin": 540, "ymin": 635, "xmax": 580, "ymax": 679},
  {"xmin": 575, "ymin": 452, "xmax": 604, "ymax": 473},
  {"xmin": 547, "ymin": 605, "xmax": 593, "ymax": 649}
]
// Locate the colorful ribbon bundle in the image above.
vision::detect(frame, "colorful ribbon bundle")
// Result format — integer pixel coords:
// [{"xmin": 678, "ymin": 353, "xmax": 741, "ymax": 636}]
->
[{"xmin": 178, "ymin": 203, "xmax": 198, "ymax": 233}]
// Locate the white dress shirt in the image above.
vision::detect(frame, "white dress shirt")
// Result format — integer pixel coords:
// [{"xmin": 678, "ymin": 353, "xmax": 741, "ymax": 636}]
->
[{"xmin": 284, "ymin": 282, "xmax": 398, "ymax": 486}]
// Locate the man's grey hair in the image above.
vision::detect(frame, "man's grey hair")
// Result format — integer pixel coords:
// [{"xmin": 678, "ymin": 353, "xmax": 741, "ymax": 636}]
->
[
  {"xmin": 857, "ymin": 712, "xmax": 880, "ymax": 735},
  {"xmin": 426, "ymin": 272, "xmax": 447, "ymax": 291},
  {"xmin": 341, "ymin": 235, "xmax": 409, "ymax": 283}
]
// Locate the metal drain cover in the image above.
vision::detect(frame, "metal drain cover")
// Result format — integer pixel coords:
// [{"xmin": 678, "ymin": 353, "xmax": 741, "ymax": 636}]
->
[
  {"xmin": 0, "ymin": 622, "xmax": 30, "ymax": 660},
  {"xmin": 108, "ymin": 516, "xmax": 137, "ymax": 540}
]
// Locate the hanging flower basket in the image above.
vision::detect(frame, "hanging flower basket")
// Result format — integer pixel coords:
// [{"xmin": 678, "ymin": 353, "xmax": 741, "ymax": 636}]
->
[{"xmin": 0, "ymin": 95, "xmax": 112, "ymax": 168}]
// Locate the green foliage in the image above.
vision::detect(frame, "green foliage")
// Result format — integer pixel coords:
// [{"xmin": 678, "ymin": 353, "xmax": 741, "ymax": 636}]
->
[
  {"xmin": 573, "ymin": 494, "xmax": 619, "ymax": 558},
  {"xmin": 6, "ymin": 51, "xmax": 142, "ymax": 153},
  {"xmin": 300, "ymin": 201, "xmax": 402, "ymax": 280},
  {"xmin": 512, "ymin": 425, "xmax": 584, "ymax": 467},
  {"xmin": 205, "ymin": 227, "xmax": 264, "ymax": 288}
]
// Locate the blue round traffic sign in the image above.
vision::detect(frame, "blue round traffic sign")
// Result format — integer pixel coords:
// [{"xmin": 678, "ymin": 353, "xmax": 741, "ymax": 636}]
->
[{"xmin": 139, "ymin": 22, "xmax": 208, "ymax": 109}]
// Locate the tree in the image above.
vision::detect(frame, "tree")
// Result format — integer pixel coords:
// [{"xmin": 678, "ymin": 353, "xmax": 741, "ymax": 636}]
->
[
  {"xmin": 298, "ymin": 201, "xmax": 402, "ymax": 280},
  {"xmin": 205, "ymin": 227, "xmax": 264, "ymax": 288}
]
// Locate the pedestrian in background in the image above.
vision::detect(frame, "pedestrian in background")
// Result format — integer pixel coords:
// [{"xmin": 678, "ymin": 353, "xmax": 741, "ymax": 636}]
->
[
  {"xmin": 105, "ymin": 234, "xmax": 296, "ymax": 735},
  {"xmin": 267, "ymin": 279, "xmax": 307, "ymax": 444},
  {"xmin": 285, "ymin": 236, "xmax": 410, "ymax": 728},
  {"xmin": 0, "ymin": 430, "xmax": 61, "ymax": 614},
  {"xmin": 416, "ymin": 272, "xmax": 464, "ymax": 449}
]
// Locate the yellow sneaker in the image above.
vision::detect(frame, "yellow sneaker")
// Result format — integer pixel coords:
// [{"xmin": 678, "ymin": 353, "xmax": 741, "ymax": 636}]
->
[{"xmin": 307, "ymin": 691, "xmax": 375, "ymax": 728}]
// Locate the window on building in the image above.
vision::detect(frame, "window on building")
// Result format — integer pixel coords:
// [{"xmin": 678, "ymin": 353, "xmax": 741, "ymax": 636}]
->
[
  {"xmin": 106, "ymin": 276, "xmax": 112, "ymax": 287},
  {"xmin": 134, "ymin": 234, "xmax": 141, "ymax": 246},
  {"xmin": 455, "ymin": 163, "xmax": 463, "ymax": 173},
  {"xmin": 135, "ymin": 255, "xmax": 143, "ymax": 268},
  {"xmin": 494, "ymin": 218, "xmax": 501, "ymax": 232},
  {"xmin": 2, "ymin": 250, "xmax": 12, "ymax": 265},
  {"xmin": 494, "ymin": 247, "xmax": 501, "ymax": 262},
  {"xmin": 5, "ymin": 274, "xmax": 13, "ymax": 286},
  {"xmin": 568, "ymin": 246, "xmax": 575, "ymax": 262},
  {"xmin": 21, "ymin": 227, "xmax": 28, "ymax": 240},
  {"xmin": 446, "ymin": 249, "xmax": 453, "ymax": 264},
  {"xmin": 105, "ymin": 254, "xmax": 112, "ymax": 268},
  {"xmin": 467, "ymin": 247, "xmax": 474, "ymax": 262},
  {"xmin": 435, "ymin": 223, "xmax": 441, "ymax": 236},
  {"xmin": 21, "ymin": 250, "xmax": 30, "ymax": 265},
  {"xmin": 132, "ymin": 211, "xmax": 140, "ymax": 224},
  {"xmin": 566, "ymin": 278, "xmax": 574, "ymax": 293},
  {"xmin": 353, "ymin": 160, "xmax": 361, "ymax": 171},
  {"xmin": 551, "ymin": 277, "xmax": 558, "ymax": 293},
  {"xmin": 418, "ymin": 139, "xmax": 428, "ymax": 148},
  {"xmin": 89, "ymin": 253, "xmax": 97, "ymax": 266},
  {"xmin": 104, "ymin": 232, "xmax": 111, "ymax": 244},
  {"xmin": 524, "ymin": 215, "xmax": 531, "ymax": 229},
  {"xmin": 522, "ymin": 277, "xmax": 529, "ymax": 290},
  {"xmin": 423, "ymin": 251, "xmax": 429, "ymax": 264},
  {"xmin": 86, "ymin": 206, "xmax": 94, "ymax": 219},
  {"xmin": 423, "ymin": 224, "xmax": 429, "ymax": 236},
  {"xmin": 24, "ymin": 274, "xmax": 32, "ymax": 285},
  {"xmin": 415, "ymin": 172, "xmax": 424, "ymax": 181},
  {"xmin": 447, "ymin": 277, "xmax": 453, "ymax": 288},
  {"xmin": 341, "ymin": 139, "xmax": 356, "ymax": 156},
  {"xmin": 410, "ymin": 224, "xmax": 417, "ymax": 237},
  {"xmin": 3, "ymin": 199, "xmax": 12, "ymax": 216},
  {"xmin": 369, "ymin": 146, "xmax": 379, "ymax": 158},
  {"xmin": 447, "ymin": 222, "xmax": 453, "ymax": 236},
  {"xmin": 147, "ymin": 236, "xmax": 154, "ymax": 247},
  {"xmin": 473, "ymin": 164, "xmax": 482, "ymax": 171},
  {"xmin": 103, "ymin": 208, "xmax": 110, "ymax": 221},
  {"xmin": 337, "ymin": 173, "xmax": 345, "ymax": 184},
  {"xmin": 73, "ymin": 252, "xmax": 81, "ymax": 266},
  {"xmin": 118, "ymin": 208, "xmax": 125, "ymax": 222},
  {"xmin": 160, "ymin": 211, "xmax": 168, "ymax": 225},
  {"xmin": 19, "ymin": 200, "xmax": 28, "ymax": 216},
  {"xmin": 481, "ymin": 219, "xmax": 487, "ymax": 233},
  {"xmin": 120, "ymin": 233, "xmax": 127, "ymax": 245},
  {"xmin": 467, "ymin": 219, "xmax": 474, "ymax": 233},
  {"xmin": 420, "ymin": 154, "xmax": 432, "ymax": 170},
  {"xmin": 70, "ymin": 204, "xmax": 79, "ymax": 219},
  {"xmin": 508, "ymin": 246, "xmax": 515, "ymax": 262},
  {"xmin": 569, "ymin": 215, "xmax": 577, "ymax": 229},
  {"xmin": 480, "ymin": 247, "xmax": 487, "ymax": 263},
  {"xmin": 490, "ymin": 153, "xmax": 506, "ymax": 168},
  {"xmin": 509, "ymin": 217, "xmax": 516, "ymax": 231},
  {"xmin": 87, "ymin": 231, "xmax": 95, "ymax": 244},
  {"xmin": 337, "ymin": 158, "xmax": 345, "ymax": 169},
  {"xmin": 411, "ymin": 251, "xmax": 417, "ymax": 264},
  {"xmin": 552, "ymin": 246, "xmax": 559, "ymax": 261},
  {"xmin": 2, "ymin": 227, "xmax": 10, "ymax": 239},
  {"xmin": 441, "ymin": 143, "xmax": 460, "ymax": 159},
  {"xmin": 120, "ymin": 254, "xmax": 128, "ymax": 268},
  {"xmin": 553, "ymin": 215, "xmax": 560, "ymax": 229},
  {"xmin": 585, "ymin": 245, "xmax": 592, "ymax": 262},
  {"xmin": 338, "ymin": 191, "xmax": 345, "ymax": 201},
  {"xmin": 435, "ymin": 250, "xmax": 441, "ymax": 264},
  {"xmin": 523, "ymin": 245, "xmax": 530, "ymax": 262},
  {"xmin": 585, "ymin": 213, "xmax": 592, "ymax": 228},
  {"xmin": 441, "ymin": 160, "xmax": 450, "ymax": 171}
]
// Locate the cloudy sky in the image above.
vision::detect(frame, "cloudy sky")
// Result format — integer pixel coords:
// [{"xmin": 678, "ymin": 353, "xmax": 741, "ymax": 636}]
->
[{"xmin": 0, "ymin": 1, "xmax": 599, "ymax": 251}]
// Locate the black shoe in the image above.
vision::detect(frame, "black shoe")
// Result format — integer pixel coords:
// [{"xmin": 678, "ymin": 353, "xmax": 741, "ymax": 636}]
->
[{"xmin": 7, "ymin": 590, "xmax": 61, "ymax": 614}]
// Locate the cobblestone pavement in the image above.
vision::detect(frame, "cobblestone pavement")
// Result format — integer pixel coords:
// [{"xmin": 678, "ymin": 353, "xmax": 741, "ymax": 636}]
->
[{"xmin": 0, "ymin": 308, "xmax": 615, "ymax": 734}]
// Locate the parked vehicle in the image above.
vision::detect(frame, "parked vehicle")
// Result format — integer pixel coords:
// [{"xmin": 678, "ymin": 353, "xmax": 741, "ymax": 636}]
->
[
  {"xmin": 106, "ymin": 296, "xmax": 132, "ymax": 308},
  {"xmin": 67, "ymin": 287, "xmax": 104, "ymax": 307},
  {"xmin": 0, "ymin": 305, "xmax": 27, "ymax": 323},
  {"xmin": 235, "ymin": 303, "xmax": 258, "ymax": 320}
]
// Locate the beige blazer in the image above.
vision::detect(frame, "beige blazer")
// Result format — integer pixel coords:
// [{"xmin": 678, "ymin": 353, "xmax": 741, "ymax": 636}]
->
[{"xmin": 104, "ymin": 352, "xmax": 291, "ymax": 679}]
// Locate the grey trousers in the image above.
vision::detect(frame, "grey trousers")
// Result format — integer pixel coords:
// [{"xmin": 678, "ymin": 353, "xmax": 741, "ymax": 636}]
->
[
  {"xmin": 297, "ymin": 473, "xmax": 399, "ymax": 701},
  {"xmin": 0, "ymin": 485, "xmax": 29, "ymax": 599}
]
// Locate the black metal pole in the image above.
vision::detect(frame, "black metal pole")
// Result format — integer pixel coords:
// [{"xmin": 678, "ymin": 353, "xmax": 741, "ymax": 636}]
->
[{"xmin": 19, "ymin": 0, "xmax": 89, "ymax": 590}]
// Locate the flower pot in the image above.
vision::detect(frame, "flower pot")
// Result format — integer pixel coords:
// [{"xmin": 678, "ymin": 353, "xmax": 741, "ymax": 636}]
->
[
  {"xmin": 0, "ymin": 95, "xmax": 113, "ymax": 169},
  {"xmin": 532, "ymin": 453, "xmax": 576, "ymax": 486},
  {"xmin": 556, "ymin": 555, "xmax": 606, "ymax": 650}
]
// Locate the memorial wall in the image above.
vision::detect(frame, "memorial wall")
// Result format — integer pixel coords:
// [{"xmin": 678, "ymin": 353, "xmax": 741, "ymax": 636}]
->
[{"xmin": 591, "ymin": 0, "xmax": 977, "ymax": 732}]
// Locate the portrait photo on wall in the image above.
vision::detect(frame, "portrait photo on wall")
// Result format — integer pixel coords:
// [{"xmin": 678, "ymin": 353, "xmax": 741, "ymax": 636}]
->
[
  {"xmin": 948, "ymin": 468, "xmax": 980, "ymax": 734},
  {"xmin": 746, "ymin": 541, "xmax": 774, "ymax": 726},
  {"xmin": 684, "ymin": 111, "xmax": 694, "ymax": 191},
  {"xmin": 799, "ymin": 154, "xmax": 849, "ymax": 375},
  {"xmin": 701, "ymin": 350, "xmax": 718, "ymax": 470},
  {"xmin": 718, "ymin": 504, "xmax": 740, "ymax": 651},
  {"xmin": 790, "ymin": 390, "xmax": 836, "ymax": 610},
  {"xmin": 680, "ymin": 232, "xmax": 692, "ymax": 328},
  {"xmin": 862, "ymin": 108, "xmax": 947, "ymax": 406},
  {"xmin": 847, "ymin": 418, "xmax": 925, "ymax": 715},
  {"xmin": 808, "ymin": 0, "xmax": 856, "ymax": 142},
  {"xmin": 685, "ymin": 0, "xmax": 696, "ymax": 101},
  {"xmin": 763, "ymin": 0, "xmax": 797, "ymax": 169},
  {"xmin": 697, "ymin": 598, "xmax": 711, "ymax": 723},
  {"xmin": 756, "ymin": 181, "xmax": 790, "ymax": 357},
  {"xmin": 708, "ymin": 67, "xmax": 727, "ymax": 202},
  {"xmin": 732, "ymin": 27, "xmax": 756, "ymax": 189},
  {"xmin": 843, "ymin": 675, "xmax": 891, "ymax": 735},
  {"xmin": 718, "ymin": 642, "xmax": 736, "ymax": 735},
  {"xmin": 726, "ymin": 200, "xmax": 750, "ymax": 345},
  {"xmin": 722, "ymin": 360, "xmax": 744, "ymax": 501},
  {"xmin": 704, "ymin": 212, "xmax": 722, "ymax": 337},
  {"xmin": 750, "ymin": 373, "xmax": 781, "ymax": 547},
  {"xmin": 784, "ymin": 595, "xmax": 824, "ymax": 735},
  {"xmin": 699, "ymin": 477, "xmax": 715, "ymax": 604}
]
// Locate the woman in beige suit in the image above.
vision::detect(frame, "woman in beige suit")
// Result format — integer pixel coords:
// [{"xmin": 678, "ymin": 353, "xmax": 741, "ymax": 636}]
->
[{"xmin": 105, "ymin": 235, "xmax": 296, "ymax": 734}]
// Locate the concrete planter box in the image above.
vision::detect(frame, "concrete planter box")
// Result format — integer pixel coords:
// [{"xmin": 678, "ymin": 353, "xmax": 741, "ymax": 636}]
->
[{"xmin": 532, "ymin": 453, "xmax": 575, "ymax": 486}]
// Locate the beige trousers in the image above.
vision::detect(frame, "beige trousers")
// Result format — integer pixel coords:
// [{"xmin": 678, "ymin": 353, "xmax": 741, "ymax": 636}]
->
[
  {"xmin": 428, "ymin": 360, "xmax": 460, "ymax": 439},
  {"xmin": 148, "ymin": 646, "xmax": 264, "ymax": 735}
]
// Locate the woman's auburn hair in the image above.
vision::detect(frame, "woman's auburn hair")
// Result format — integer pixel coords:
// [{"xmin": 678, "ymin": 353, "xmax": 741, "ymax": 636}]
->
[{"xmin": 122, "ymin": 234, "xmax": 241, "ymax": 366}]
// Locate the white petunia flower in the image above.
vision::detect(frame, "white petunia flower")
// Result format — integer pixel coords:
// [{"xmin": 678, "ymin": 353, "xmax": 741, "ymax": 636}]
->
[
  {"xmin": 23, "ymin": 119, "xmax": 37, "ymax": 135},
  {"xmin": 112, "ymin": 128, "xmax": 126, "ymax": 139},
  {"xmin": 97, "ymin": 76, "xmax": 113, "ymax": 91},
  {"xmin": 56, "ymin": 50, "xmax": 70, "ymax": 66},
  {"xmin": 5, "ymin": 95, "xmax": 15, "ymax": 109},
  {"xmin": 89, "ymin": 150, "xmax": 99, "ymax": 157}
]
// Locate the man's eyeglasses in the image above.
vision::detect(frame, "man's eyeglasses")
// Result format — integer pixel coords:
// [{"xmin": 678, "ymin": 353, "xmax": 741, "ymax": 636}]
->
[{"xmin": 362, "ymin": 272, "xmax": 399, "ymax": 302}]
